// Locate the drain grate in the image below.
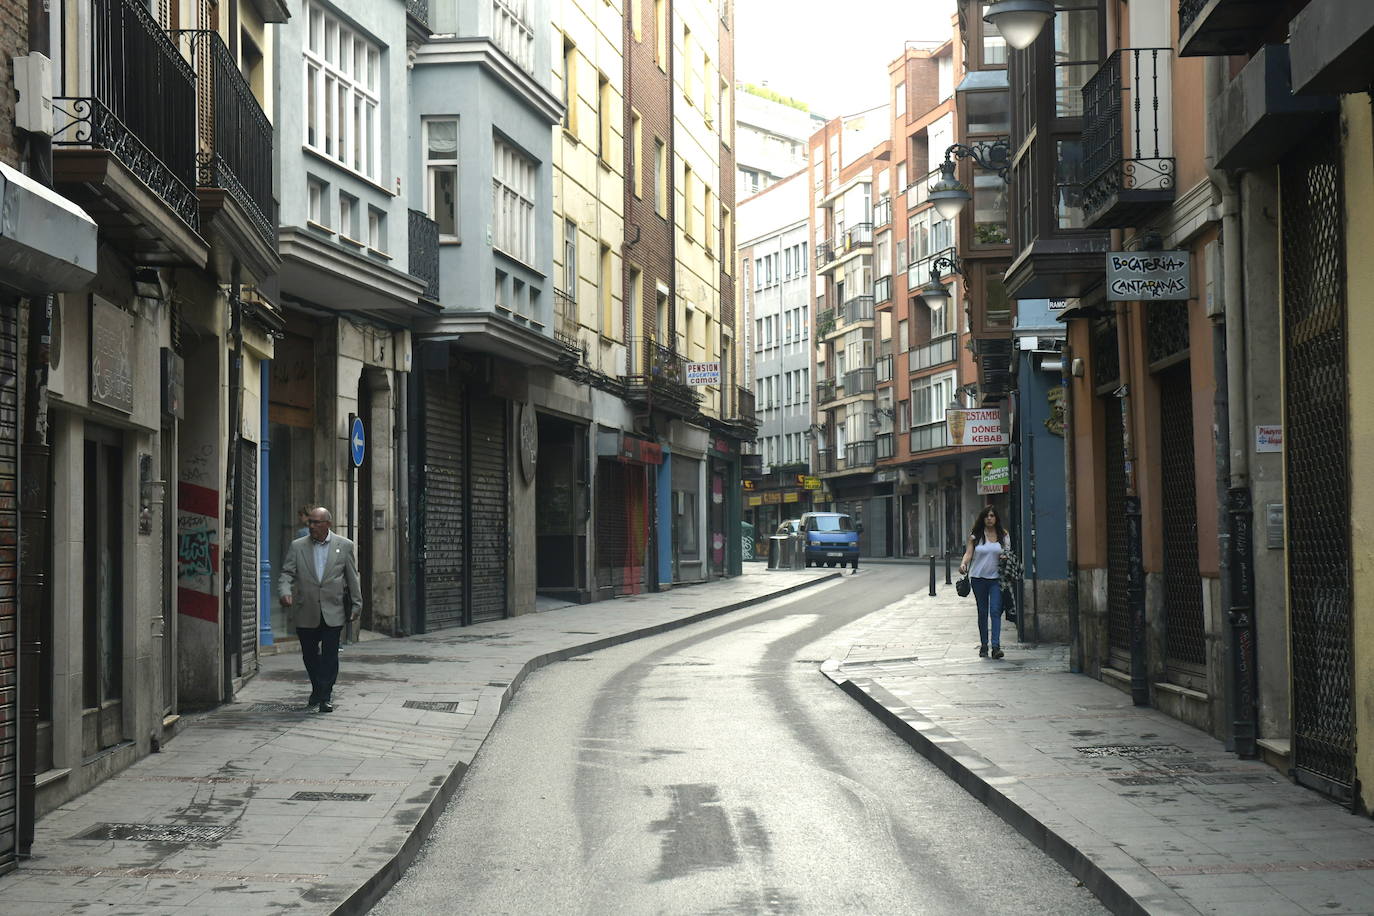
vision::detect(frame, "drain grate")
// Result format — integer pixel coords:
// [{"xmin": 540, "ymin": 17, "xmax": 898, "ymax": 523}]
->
[
  {"xmin": 289, "ymin": 791, "xmax": 374, "ymax": 802},
  {"xmin": 1193, "ymin": 773, "xmax": 1274, "ymax": 785},
  {"xmin": 243, "ymin": 702, "xmax": 307, "ymax": 713},
  {"xmin": 1111, "ymin": 776, "xmax": 1181, "ymax": 786},
  {"xmin": 403, "ymin": 700, "xmax": 462, "ymax": 713},
  {"xmin": 1075, "ymin": 744, "xmax": 1190, "ymax": 758},
  {"xmin": 80, "ymin": 823, "xmax": 233, "ymax": 844}
]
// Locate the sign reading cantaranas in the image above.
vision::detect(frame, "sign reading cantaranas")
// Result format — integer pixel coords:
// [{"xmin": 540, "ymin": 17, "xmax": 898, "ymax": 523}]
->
[{"xmin": 1106, "ymin": 251, "xmax": 1191, "ymax": 301}]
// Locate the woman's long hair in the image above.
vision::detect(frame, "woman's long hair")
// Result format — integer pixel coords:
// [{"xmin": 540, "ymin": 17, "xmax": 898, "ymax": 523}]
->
[{"xmin": 969, "ymin": 505, "xmax": 1006, "ymax": 545}]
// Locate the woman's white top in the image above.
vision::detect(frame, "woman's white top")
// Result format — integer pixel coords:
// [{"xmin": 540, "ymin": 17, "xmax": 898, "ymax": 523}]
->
[{"xmin": 969, "ymin": 534, "xmax": 1009, "ymax": 579}]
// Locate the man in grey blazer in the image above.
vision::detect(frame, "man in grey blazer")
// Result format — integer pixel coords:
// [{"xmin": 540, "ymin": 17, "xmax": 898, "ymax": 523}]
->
[{"xmin": 278, "ymin": 506, "xmax": 362, "ymax": 713}]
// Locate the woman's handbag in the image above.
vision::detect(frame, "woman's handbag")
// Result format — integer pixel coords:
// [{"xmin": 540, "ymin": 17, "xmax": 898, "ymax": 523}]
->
[
  {"xmin": 956, "ymin": 574, "xmax": 971, "ymax": 597},
  {"xmin": 1002, "ymin": 585, "xmax": 1017, "ymax": 623}
]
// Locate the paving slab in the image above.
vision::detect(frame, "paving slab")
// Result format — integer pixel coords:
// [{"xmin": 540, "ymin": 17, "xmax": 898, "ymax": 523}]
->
[
  {"xmin": 823, "ymin": 586, "xmax": 1374, "ymax": 915},
  {"xmin": 11, "ymin": 566, "xmax": 838, "ymax": 915}
]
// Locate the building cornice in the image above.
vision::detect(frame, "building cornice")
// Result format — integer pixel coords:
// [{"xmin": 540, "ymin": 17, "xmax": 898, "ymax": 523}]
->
[{"xmin": 414, "ymin": 38, "xmax": 564, "ymax": 125}]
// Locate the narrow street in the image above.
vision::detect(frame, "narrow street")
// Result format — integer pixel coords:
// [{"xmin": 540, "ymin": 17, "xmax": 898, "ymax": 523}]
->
[{"xmin": 371, "ymin": 565, "xmax": 1104, "ymax": 915}]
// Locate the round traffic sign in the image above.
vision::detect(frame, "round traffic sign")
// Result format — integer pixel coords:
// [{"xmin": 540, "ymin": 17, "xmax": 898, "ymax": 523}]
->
[{"xmin": 350, "ymin": 416, "xmax": 365, "ymax": 468}]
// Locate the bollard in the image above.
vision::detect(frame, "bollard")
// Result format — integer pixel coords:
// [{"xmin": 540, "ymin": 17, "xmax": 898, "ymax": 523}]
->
[
  {"xmin": 929, "ymin": 555, "xmax": 937, "ymax": 597},
  {"xmin": 945, "ymin": 551, "xmax": 952, "ymax": 585}
]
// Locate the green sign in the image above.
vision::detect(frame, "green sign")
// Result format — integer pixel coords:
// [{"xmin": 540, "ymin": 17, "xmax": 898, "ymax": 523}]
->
[{"xmin": 980, "ymin": 457, "xmax": 1010, "ymax": 488}]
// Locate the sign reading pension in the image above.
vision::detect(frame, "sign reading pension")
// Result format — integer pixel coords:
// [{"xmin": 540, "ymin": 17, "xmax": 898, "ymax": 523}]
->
[
  {"xmin": 946, "ymin": 408, "xmax": 1008, "ymax": 446},
  {"xmin": 1106, "ymin": 251, "xmax": 1191, "ymax": 301},
  {"xmin": 685, "ymin": 361, "xmax": 721, "ymax": 385}
]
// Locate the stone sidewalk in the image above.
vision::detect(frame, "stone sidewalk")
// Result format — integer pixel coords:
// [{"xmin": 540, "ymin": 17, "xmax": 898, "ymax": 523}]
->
[
  {"xmin": 823, "ymin": 586, "xmax": 1374, "ymax": 916},
  {"xmin": 6, "ymin": 566, "xmax": 839, "ymax": 916}
]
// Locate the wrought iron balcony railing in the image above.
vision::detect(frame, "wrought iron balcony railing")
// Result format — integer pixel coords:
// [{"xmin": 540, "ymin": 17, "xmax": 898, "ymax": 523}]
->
[
  {"xmin": 842, "ymin": 221, "xmax": 873, "ymax": 251},
  {"xmin": 843, "ymin": 367, "xmax": 876, "ymax": 396},
  {"xmin": 815, "ymin": 448, "xmax": 835, "ymax": 473},
  {"xmin": 876, "ymin": 431, "xmax": 895, "ymax": 460},
  {"xmin": 874, "ymin": 274, "xmax": 892, "ymax": 304},
  {"xmin": 734, "ymin": 386, "xmax": 756, "ymax": 424},
  {"xmin": 408, "ymin": 209, "xmax": 440, "ymax": 301},
  {"xmin": 876, "ymin": 354, "xmax": 893, "ymax": 384},
  {"xmin": 1081, "ymin": 48, "xmax": 1175, "ymax": 228},
  {"xmin": 623, "ymin": 337, "xmax": 701, "ymax": 411},
  {"xmin": 817, "ymin": 307, "xmax": 837, "ymax": 338},
  {"xmin": 815, "ymin": 241, "xmax": 834, "ymax": 269},
  {"xmin": 174, "ymin": 29, "xmax": 274, "ymax": 248},
  {"xmin": 54, "ymin": 0, "xmax": 199, "ymax": 230},
  {"xmin": 406, "ymin": 0, "xmax": 430, "ymax": 28},
  {"xmin": 873, "ymin": 197, "xmax": 892, "ymax": 228},
  {"xmin": 910, "ymin": 419, "xmax": 951, "ymax": 453},
  {"xmin": 842, "ymin": 294, "xmax": 874, "ymax": 326},
  {"xmin": 909, "ymin": 333, "xmax": 957, "ymax": 372},
  {"xmin": 1179, "ymin": 0, "xmax": 1278, "ymax": 58},
  {"xmin": 846, "ymin": 439, "xmax": 876, "ymax": 469},
  {"xmin": 816, "ymin": 377, "xmax": 838, "ymax": 405},
  {"xmin": 553, "ymin": 287, "xmax": 579, "ymax": 351}
]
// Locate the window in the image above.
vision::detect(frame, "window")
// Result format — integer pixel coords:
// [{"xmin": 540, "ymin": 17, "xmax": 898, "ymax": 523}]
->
[
  {"xmin": 683, "ymin": 163, "xmax": 695, "ymax": 239},
  {"xmin": 493, "ymin": 137, "xmax": 536, "ymax": 263},
  {"xmin": 911, "ymin": 372, "xmax": 956, "ymax": 426},
  {"xmin": 628, "ymin": 268, "xmax": 642, "ymax": 340},
  {"xmin": 683, "ymin": 26, "xmax": 695, "ymax": 104},
  {"xmin": 597, "ymin": 73, "xmax": 613, "ymax": 161},
  {"xmin": 980, "ymin": 2, "xmax": 1007, "ymax": 66},
  {"xmin": 493, "ymin": 0, "xmax": 535, "ymax": 74},
  {"xmin": 631, "ymin": 111, "xmax": 642, "ymax": 197},
  {"xmin": 1056, "ymin": 139, "xmax": 1086, "ymax": 228},
  {"xmin": 599, "ymin": 244, "xmax": 615, "ymax": 337},
  {"xmin": 339, "ymin": 192, "xmax": 357, "ymax": 240},
  {"xmin": 367, "ymin": 206, "xmax": 385, "ymax": 251},
  {"xmin": 894, "ymin": 81, "xmax": 906, "ymax": 118},
  {"xmin": 1053, "ymin": 0, "xmax": 1101, "ymax": 117},
  {"xmin": 307, "ymin": 178, "xmax": 327, "ymax": 227},
  {"xmin": 631, "ymin": 0, "xmax": 643, "ymax": 41},
  {"xmin": 303, "ymin": 3, "xmax": 380, "ymax": 180},
  {"xmin": 563, "ymin": 39, "xmax": 577, "ymax": 134},
  {"xmin": 654, "ymin": 139, "xmax": 667, "ymax": 217},
  {"xmin": 719, "ymin": 79, "xmax": 731, "ymax": 142},
  {"xmin": 655, "ymin": 0, "xmax": 667, "ymax": 69},
  {"xmin": 705, "ymin": 188, "xmax": 716, "ymax": 257},
  {"xmin": 424, "ymin": 119, "xmax": 459, "ymax": 238},
  {"xmin": 563, "ymin": 219, "xmax": 577, "ymax": 296}
]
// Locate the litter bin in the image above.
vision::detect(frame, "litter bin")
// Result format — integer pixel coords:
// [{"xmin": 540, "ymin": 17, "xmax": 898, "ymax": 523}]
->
[
  {"xmin": 787, "ymin": 533, "xmax": 806, "ymax": 569},
  {"xmin": 767, "ymin": 534, "xmax": 792, "ymax": 569}
]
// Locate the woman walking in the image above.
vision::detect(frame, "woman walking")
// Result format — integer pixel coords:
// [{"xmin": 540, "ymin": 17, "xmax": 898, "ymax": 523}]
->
[{"xmin": 959, "ymin": 505, "xmax": 1010, "ymax": 658}]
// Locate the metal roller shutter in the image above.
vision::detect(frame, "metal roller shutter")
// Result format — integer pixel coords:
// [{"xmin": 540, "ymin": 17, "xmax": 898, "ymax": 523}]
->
[
  {"xmin": 422, "ymin": 371, "xmax": 465, "ymax": 630},
  {"xmin": 0, "ymin": 301, "xmax": 17, "ymax": 873},
  {"xmin": 239, "ymin": 439, "xmax": 258, "ymax": 676},
  {"xmin": 467, "ymin": 395, "xmax": 507, "ymax": 623}
]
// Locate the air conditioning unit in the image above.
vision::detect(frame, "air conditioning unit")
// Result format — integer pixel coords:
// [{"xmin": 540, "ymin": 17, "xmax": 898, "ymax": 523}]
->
[{"xmin": 14, "ymin": 53, "xmax": 53, "ymax": 135}]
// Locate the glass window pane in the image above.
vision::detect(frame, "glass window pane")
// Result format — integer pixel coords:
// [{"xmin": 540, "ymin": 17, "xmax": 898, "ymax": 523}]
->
[
  {"xmin": 981, "ymin": 3, "xmax": 1006, "ymax": 65},
  {"xmin": 1055, "ymin": 63, "xmax": 1097, "ymax": 117},
  {"xmin": 1055, "ymin": 139, "xmax": 1085, "ymax": 228},
  {"xmin": 966, "ymin": 91, "xmax": 1009, "ymax": 136},
  {"xmin": 973, "ymin": 172, "xmax": 1009, "ymax": 245}
]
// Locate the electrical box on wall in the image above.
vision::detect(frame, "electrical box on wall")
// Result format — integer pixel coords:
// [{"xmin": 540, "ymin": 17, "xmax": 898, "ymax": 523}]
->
[{"xmin": 14, "ymin": 53, "xmax": 53, "ymax": 135}]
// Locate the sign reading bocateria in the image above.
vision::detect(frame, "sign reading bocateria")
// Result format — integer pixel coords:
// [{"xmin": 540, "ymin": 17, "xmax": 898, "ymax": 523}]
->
[{"xmin": 1106, "ymin": 251, "xmax": 1191, "ymax": 301}]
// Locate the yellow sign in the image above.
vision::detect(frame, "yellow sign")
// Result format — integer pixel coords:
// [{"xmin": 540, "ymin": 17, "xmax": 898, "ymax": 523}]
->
[
  {"xmin": 763, "ymin": 492, "xmax": 782, "ymax": 505},
  {"xmin": 742, "ymin": 479, "xmax": 756, "ymax": 491},
  {"xmin": 747, "ymin": 495, "xmax": 763, "ymax": 506},
  {"xmin": 783, "ymin": 491, "xmax": 800, "ymax": 503},
  {"xmin": 803, "ymin": 476, "xmax": 821, "ymax": 490}
]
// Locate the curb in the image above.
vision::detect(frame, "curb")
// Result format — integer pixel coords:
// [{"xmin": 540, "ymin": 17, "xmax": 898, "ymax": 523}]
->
[
  {"xmin": 335, "ymin": 572, "xmax": 844, "ymax": 915},
  {"xmin": 821, "ymin": 659, "xmax": 1180, "ymax": 916}
]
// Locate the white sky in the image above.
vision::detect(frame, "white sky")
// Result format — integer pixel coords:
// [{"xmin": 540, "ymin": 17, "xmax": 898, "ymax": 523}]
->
[{"xmin": 734, "ymin": 0, "xmax": 958, "ymax": 119}]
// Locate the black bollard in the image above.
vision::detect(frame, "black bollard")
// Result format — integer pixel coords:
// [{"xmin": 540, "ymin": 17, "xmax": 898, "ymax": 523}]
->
[
  {"xmin": 945, "ymin": 551, "xmax": 952, "ymax": 585},
  {"xmin": 929, "ymin": 555, "xmax": 937, "ymax": 597}
]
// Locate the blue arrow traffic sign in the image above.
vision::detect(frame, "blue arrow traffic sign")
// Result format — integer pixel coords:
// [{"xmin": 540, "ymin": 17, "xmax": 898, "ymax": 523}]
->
[{"xmin": 350, "ymin": 416, "xmax": 365, "ymax": 468}]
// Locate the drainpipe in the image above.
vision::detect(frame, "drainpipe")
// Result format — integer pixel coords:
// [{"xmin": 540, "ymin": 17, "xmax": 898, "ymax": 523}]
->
[
  {"xmin": 395, "ymin": 364, "xmax": 409, "ymax": 638},
  {"xmin": 1062, "ymin": 342, "xmax": 1081, "ymax": 673},
  {"xmin": 1205, "ymin": 54, "xmax": 1257, "ymax": 758},
  {"xmin": 17, "ymin": 0, "xmax": 55, "ymax": 857},
  {"xmin": 258, "ymin": 360, "xmax": 272, "ymax": 647},
  {"xmin": 1117, "ymin": 297, "xmax": 1149, "ymax": 707},
  {"xmin": 224, "ymin": 272, "xmax": 244, "ymax": 700}
]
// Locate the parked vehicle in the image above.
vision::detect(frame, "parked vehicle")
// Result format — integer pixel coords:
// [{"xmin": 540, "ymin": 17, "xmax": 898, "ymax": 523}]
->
[
  {"xmin": 800, "ymin": 511, "xmax": 861, "ymax": 570},
  {"xmin": 775, "ymin": 519, "xmax": 802, "ymax": 537}
]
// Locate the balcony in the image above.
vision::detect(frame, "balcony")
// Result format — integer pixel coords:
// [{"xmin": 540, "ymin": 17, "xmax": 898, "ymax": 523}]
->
[
  {"xmin": 909, "ymin": 333, "xmax": 957, "ymax": 372},
  {"xmin": 409, "ymin": 209, "xmax": 441, "ymax": 302},
  {"xmin": 816, "ymin": 378, "xmax": 838, "ymax": 405},
  {"xmin": 1179, "ymin": 0, "xmax": 1290, "ymax": 59},
  {"xmin": 815, "ymin": 241, "xmax": 835, "ymax": 269},
  {"xmin": 1290, "ymin": 0, "xmax": 1374, "ymax": 94},
  {"xmin": 910, "ymin": 420, "xmax": 951, "ymax": 454},
  {"xmin": 874, "ymin": 275, "xmax": 892, "ymax": 305},
  {"xmin": 841, "ymin": 294, "xmax": 874, "ymax": 326},
  {"xmin": 843, "ymin": 368, "xmax": 876, "ymax": 396},
  {"xmin": 974, "ymin": 337, "xmax": 1014, "ymax": 401},
  {"xmin": 53, "ymin": 0, "xmax": 205, "ymax": 266},
  {"xmin": 817, "ymin": 307, "xmax": 837, "ymax": 338},
  {"xmin": 845, "ymin": 440, "xmax": 876, "ymax": 469},
  {"xmin": 876, "ymin": 354, "xmax": 893, "ymax": 384},
  {"xmin": 873, "ymin": 197, "xmax": 892, "ymax": 228},
  {"xmin": 552, "ymin": 288, "xmax": 582, "ymax": 358},
  {"xmin": 623, "ymin": 337, "xmax": 702, "ymax": 416},
  {"xmin": 1214, "ymin": 45, "xmax": 1337, "ymax": 171},
  {"xmin": 406, "ymin": 0, "xmax": 430, "ymax": 36},
  {"xmin": 876, "ymin": 431, "xmax": 895, "ymax": 460},
  {"xmin": 1081, "ymin": 49, "xmax": 1175, "ymax": 230},
  {"xmin": 816, "ymin": 448, "xmax": 835, "ymax": 473},
  {"xmin": 173, "ymin": 29, "xmax": 275, "ymax": 274},
  {"xmin": 841, "ymin": 222, "xmax": 873, "ymax": 252},
  {"xmin": 734, "ymin": 386, "xmax": 757, "ymax": 425}
]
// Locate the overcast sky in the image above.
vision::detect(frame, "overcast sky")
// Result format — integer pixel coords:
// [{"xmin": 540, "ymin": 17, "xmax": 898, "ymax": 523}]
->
[{"xmin": 734, "ymin": 0, "xmax": 958, "ymax": 118}]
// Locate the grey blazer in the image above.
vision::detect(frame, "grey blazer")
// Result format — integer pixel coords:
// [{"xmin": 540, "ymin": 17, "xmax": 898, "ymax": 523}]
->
[{"xmin": 278, "ymin": 533, "xmax": 362, "ymax": 629}]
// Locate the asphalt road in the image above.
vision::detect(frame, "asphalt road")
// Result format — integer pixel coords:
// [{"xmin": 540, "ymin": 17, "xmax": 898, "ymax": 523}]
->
[{"xmin": 370, "ymin": 564, "xmax": 1106, "ymax": 915}]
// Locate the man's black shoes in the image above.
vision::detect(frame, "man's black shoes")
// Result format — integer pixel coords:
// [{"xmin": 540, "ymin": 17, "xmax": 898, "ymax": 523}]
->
[{"xmin": 317, "ymin": 700, "xmax": 334, "ymax": 713}]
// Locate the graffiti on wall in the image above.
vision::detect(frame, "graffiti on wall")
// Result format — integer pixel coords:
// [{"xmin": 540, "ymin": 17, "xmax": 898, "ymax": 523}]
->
[{"xmin": 177, "ymin": 481, "xmax": 220, "ymax": 623}]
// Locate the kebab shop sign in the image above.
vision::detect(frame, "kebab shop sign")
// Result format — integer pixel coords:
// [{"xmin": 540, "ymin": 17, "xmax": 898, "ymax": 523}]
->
[{"xmin": 946, "ymin": 408, "xmax": 1008, "ymax": 446}]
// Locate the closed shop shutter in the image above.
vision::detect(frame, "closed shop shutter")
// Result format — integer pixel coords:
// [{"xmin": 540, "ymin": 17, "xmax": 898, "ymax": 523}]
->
[
  {"xmin": 0, "ymin": 301, "xmax": 18, "ymax": 873},
  {"xmin": 239, "ymin": 439, "xmax": 258, "ymax": 676},
  {"xmin": 467, "ymin": 395, "xmax": 507, "ymax": 623},
  {"xmin": 422, "ymin": 371, "xmax": 465, "ymax": 631}
]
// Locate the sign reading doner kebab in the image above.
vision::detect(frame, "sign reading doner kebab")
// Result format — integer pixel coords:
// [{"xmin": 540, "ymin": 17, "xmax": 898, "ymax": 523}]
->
[
  {"xmin": 946, "ymin": 408, "xmax": 1008, "ymax": 446},
  {"xmin": 1106, "ymin": 251, "xmax": 1191, "ymax": 301}
]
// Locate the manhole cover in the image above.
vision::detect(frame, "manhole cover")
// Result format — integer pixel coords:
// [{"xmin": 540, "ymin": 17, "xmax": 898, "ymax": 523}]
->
[
  {"xmin": 289, "ymin": 791, "xmax": 375, "ymax": 802},
  {"xmin": 80, "ymin": 823, "xmax": 232, "ymax": 844},
  {"xmin": 403, "ymin": 700, "xmax": 462, "ymax": 713},
  {"xmin": 1074, "ymin": 744, "xmax": 1190, "ymax": 758}
]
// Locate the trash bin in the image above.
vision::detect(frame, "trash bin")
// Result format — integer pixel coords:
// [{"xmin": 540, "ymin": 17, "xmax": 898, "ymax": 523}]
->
[
  {"xmin": 767, "ymin": 534, "xmax": 791, "ymax": 570},
  {"xmin": 788, "ymin": 533, "xmax": 806, "ymax": 570}
]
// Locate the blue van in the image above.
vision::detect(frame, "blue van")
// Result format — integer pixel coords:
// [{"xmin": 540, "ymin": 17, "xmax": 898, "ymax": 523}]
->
[{"xmin": 801, "ymin": 511, "xmax": 861, "ymax": 570}]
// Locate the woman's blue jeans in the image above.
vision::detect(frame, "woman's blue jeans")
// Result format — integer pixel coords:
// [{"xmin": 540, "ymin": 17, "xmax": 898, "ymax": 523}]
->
[{"xmin": 971, "ymin": 576, "xmax": 1003, "ymax": 648}]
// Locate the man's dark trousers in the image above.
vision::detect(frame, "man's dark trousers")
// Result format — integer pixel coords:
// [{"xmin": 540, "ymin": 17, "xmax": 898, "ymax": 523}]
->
[{"xmin": 297, "ymin": 624, "xmax": 343, "ymax": 702}]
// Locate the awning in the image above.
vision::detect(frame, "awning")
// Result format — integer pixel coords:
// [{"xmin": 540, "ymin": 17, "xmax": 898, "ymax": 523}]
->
[{"xmin": 0, "ymin": 161, "xmax": 98, "ymax": 294}]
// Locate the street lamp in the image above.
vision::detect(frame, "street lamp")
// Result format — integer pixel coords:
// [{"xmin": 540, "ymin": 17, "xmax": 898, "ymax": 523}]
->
[
  {"xmin": 983, "ymin": 0, "xmax": 1055, "ymax": 51},
  {"xmin": 927, "ymin": 139, "xmax": 1012, "ymax": 221},
  {"xmin": 919, "ymin": 253, "xmax": 964, "ymax": 310}
]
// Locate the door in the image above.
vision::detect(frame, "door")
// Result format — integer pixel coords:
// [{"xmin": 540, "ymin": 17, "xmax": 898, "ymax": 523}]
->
[
  {"xmin": 1155, "ymin": 357, "xmax": 1206, "ymax": 688},
  {"xmin": 83, "ymin": 428, "xmax": 125, "ymax": 756}
]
